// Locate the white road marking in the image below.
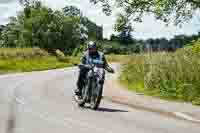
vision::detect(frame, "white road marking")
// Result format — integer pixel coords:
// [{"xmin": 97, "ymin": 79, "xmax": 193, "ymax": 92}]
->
[{"xmin": 173, "ymin": 112, "xmax": 200, "ymax": 122}]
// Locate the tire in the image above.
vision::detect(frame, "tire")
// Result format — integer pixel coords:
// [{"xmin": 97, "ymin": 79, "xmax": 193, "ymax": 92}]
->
[
  {"xmin": 74, "ymin": 95, "xmax": 85, "ymax": 107},
  {"xmin": 74, "ymin": 81, "xmax": 89, "ymax": 107},
  {"xmin": 90, "ymin": 82, "xmax": 103, "ymax": 110}
]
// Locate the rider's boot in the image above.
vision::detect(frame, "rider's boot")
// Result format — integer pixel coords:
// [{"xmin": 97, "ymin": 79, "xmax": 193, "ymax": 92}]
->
[{"xmin": 75, "ymin": 88, "xmax": 81, "ymax": 96}]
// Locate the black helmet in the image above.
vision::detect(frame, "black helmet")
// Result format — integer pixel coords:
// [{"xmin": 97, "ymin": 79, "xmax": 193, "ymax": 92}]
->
[{"xmin": 87, "ymin": 41, "xmax": 97, "ymax": 49}]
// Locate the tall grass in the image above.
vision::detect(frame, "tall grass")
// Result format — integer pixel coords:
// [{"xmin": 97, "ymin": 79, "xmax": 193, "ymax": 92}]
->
[
  {"xmin": 106, "ymin": 54, "xmax": 130, "ymax": 63},
  {"xmin": 120, "ymin": 49, "xmax": 200, "ymax": 105}
]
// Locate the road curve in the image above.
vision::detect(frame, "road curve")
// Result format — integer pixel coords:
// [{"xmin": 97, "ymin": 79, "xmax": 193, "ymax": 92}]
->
[{"xmin": 0, "ymin": 66, "xmax": 200, "ymax": 133}]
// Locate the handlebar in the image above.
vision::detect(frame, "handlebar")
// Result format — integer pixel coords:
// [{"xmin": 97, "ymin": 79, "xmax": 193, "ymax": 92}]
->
[
  {"xmin": 78, "ymin": 64, "xmax": 93, "ymax": 70},
  {"xmin": 77, "ymin": 64, "xmax": 114, "ymax": 73}
]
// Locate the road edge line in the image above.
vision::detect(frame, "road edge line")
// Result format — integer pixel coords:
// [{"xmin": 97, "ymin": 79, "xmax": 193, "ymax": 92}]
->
[
  {"xmin": 104, "ymin": 96, "xmax": 200, "ymax": 124},
  {"xmin": 173, "ymin": 112, "xmax": 200, "ymax": 123}
]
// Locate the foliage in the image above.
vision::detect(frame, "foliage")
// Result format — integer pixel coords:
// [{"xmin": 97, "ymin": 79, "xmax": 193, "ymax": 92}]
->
[
  {"xmin": 89, "ymin": 0, "xmax": 112, "ymax": 16},
  {"xmin": 0, "ymin": 1, "xmax": 103, "ymax": 55},
  {"xmin": 91, "ymin": 0, "xmax": 200, "ymax": 32},
  {"xmin": 0, "ymin": 47, "xmax": 49, "ymax": 59},
  {"xmin": 106, "ymin": 54, "xmax": 130, "ymax": 63},
  {"xmin": 81, "ymin": 17, "xmax": 103, "ymax": 40},
  {"xmin": 0, "ymin": 2, "xmax": 81, "ymax": 54},
  {"xmin": 0, "ymin": 47, "xmax": 81, "ymax": 74},
  {"xmin": 71, "ymin": 32, "xmax": 200, "ymax": 55},
  {"xmin": 107, "ymin": 33, "xmax": 200, "ymax": 54},
  {"xmin": 186, "ymin": 39, "xmax": 200, "ymax": 54},
  {"xmin": 120, "ymin": 49, "xmax": 200, "ymax": 105},
  {"xmin": 72, "ymin": 44, "xmax": 86, "ymax": 56},
  {"xmin": 0, "ymin": 48, "xmax": 73, "ymax": 73},
  {"xmin": 63, "ymin": 5, "xmax": 81, "ymax": 17},
  {"xmin": 1, "ymin": 1, "xmax": 198, "ymax": 56},
  {"xmin": 0, "ymin": 57, "xmax": 71, "ymax": 74},
  {"xmin": 100, "ymin": 40, "xmax": 141, "ymax": 54},
  {"xmin": 55, "ymin": 49, "xmax": 65, "ymax": 58},
  {"xmin": 62, "ymin": 5, "xmax": 103, "ymax": 40},
  {"xmin": 54, "ymin": 49, "xmax": 71, "ymax": 62}
]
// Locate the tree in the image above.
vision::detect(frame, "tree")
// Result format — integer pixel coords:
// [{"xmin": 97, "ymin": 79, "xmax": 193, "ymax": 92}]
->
[
  {"xmin": 19, "ymin": 0, "xmax": 39, "ymax": 7},
  {"xmin": 118, "ymin": 24, "xmax": 133, "ymax": 44},
  {"xmin": 90, "ymin": 0, "xmax": 111, "ymax": 16},
  {"xmin": 0, "ymin": 25, "xmax": 5, "ymax": 33},
  {"xmin": 90, "ymin": 0, "xmax": 200, "ymax": 31},
  {"xmin": 0, "ymin": 25, "xmax": 5, "ymax": 41},
  {"xmin": 110, "ymin": 34, "xmax": 119, "ymax": 41},
  {"xmin": 1, "ymin": 1, "xmax": 81, "ymax": 54},
  {"xmin": 62, "ymin": 5, "xmax": 81, "ymax": 17}
]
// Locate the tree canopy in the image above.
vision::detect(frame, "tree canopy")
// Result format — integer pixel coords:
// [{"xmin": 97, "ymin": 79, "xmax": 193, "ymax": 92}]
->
[
  {"xmin": 0, "ymin": 1, "xmax": 103, "ymax": 55},
  {"xmin": 0, "ymin": 0, "xmax": 195, "ymax": 55},
  {"xmin": 63, "ymin": 5, "xmax": 81, "ymax": 17},
  {"xmin": 91, "ymin": 0, "xmax": 200, "ymax": 32}
]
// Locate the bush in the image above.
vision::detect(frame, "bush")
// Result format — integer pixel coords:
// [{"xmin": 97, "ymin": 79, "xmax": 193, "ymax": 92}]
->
[
  {"xmin": 0, "ymin": 48, "xmax": 49, "ymax": 59},
  {"xmin": 55, "ymin": 49, "xmax": 73, "ymax": 63},
  {"xmin": 55, "ymin": 49, "xmax": 65, "ymax": 57},
  {"xmin": 72, "ymin": 44, "xmax": 86, "ymax": 56}
]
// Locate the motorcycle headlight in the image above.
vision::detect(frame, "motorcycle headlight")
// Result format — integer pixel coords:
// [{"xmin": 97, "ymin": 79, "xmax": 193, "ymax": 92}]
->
[{"xmin": 97, "ymin": 68, "xmax": 105, "ymax": 81}]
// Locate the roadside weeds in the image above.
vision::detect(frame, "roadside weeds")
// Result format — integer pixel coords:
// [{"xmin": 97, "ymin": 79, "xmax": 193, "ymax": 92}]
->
[{"xmin": 104, "ymin": 65, "xmax": 200, "ymax": 124}]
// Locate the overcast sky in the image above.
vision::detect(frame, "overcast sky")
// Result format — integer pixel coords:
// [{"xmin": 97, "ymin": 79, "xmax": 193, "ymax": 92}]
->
[{"xmin": 1, "ymin": 0, "xmax": 200, "ymax": 39}]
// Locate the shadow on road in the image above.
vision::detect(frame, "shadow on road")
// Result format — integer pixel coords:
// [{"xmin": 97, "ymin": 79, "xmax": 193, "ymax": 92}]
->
[
  {"xmin": 6, "ymin": 117, "xmax": 15, "ymax": 133},
  {"xmin": 97, "ymin": 107, "xmax": 128, "ymax": 113},
  {"xmin": 82, "ymin": 105, "xmax": 128, "ymax": 112},
  {"xmin": 6, "ymin": 102, "xmax": 16, "ymax": 133}
]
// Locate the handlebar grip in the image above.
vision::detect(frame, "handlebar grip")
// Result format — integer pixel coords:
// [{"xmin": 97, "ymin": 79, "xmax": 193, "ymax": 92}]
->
[{"xmin": 78, "ymin": 64, "xmax": 92, "ymax": 69}]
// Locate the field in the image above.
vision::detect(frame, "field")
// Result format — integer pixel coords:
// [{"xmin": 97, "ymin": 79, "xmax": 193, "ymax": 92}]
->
[
  {"xmin": 0, "ymin": 48, "xmax": 79, "ymax": 74},
  {"xmin": 0, "ymin": 48, "xmax": 126, "ymax": 74}
]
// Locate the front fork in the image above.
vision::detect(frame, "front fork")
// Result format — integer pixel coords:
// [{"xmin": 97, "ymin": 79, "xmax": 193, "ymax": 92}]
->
[
  {"xmin": 87, "ymin": 70, "xmax": 105, "ymax": 102},
  {"xmin": 86, "ymin": 76, "xmax": 93, "ymax": 102},
  {"xmin": 87, "ymin": 76, "xmax": 97, "ymax": 102}
]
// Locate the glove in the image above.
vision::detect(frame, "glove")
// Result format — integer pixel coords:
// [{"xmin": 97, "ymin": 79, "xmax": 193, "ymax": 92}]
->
[
  {"xmin": 84, "ymin": 64, "xmax": 93, "ymax": 69},
  {"xmin": 106, "ymin": 67, "xmax": 115, "ymax": 73}
]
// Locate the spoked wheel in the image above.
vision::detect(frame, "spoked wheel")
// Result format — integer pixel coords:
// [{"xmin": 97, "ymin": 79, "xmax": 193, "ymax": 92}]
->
[{"xmin": 90, "ymin": 81, "xmax": 103, "ymax": 110}]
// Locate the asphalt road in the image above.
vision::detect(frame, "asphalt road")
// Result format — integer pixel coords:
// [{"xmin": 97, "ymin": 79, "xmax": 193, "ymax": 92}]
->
[{"xmin": 0, "ymin": 66, "xmax": 200, "ymax": 133}]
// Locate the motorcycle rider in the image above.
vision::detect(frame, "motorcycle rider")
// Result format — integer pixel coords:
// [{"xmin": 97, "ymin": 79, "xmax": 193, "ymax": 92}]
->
[{"xmin": 75, "ymin": 41, "xmax": 114, "ymax": 96}]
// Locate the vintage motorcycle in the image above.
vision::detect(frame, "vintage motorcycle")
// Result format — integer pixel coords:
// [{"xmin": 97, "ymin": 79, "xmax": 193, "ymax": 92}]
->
[{"xmin": 74, "ymin": 60, "xmax": 113, "ymax": 110}]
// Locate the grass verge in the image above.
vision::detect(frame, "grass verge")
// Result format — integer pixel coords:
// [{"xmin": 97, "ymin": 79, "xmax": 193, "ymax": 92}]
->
[
  {"xmin": 0, "ymin": 57, "xmax": 74, "ymax": 74},
  {"xmin": 119, "ymin": 50, "xmax": 200, "ymax": 105},
  {"xmin": 0, "ymin": 48, "xmax": 80, "ymax": 74},
  {"xmin": 0, "ymin": 48, "xmax": 126, "ymax": 74}
]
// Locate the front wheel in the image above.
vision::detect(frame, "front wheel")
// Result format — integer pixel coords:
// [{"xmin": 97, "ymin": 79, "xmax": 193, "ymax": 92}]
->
[
  {"xmin": 90, "ymin": 81, "xmax": 103, "ymax": 110},
  {"xmin": 74, "ymin": 81, "xmax": 89, "ymax": 107}
]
